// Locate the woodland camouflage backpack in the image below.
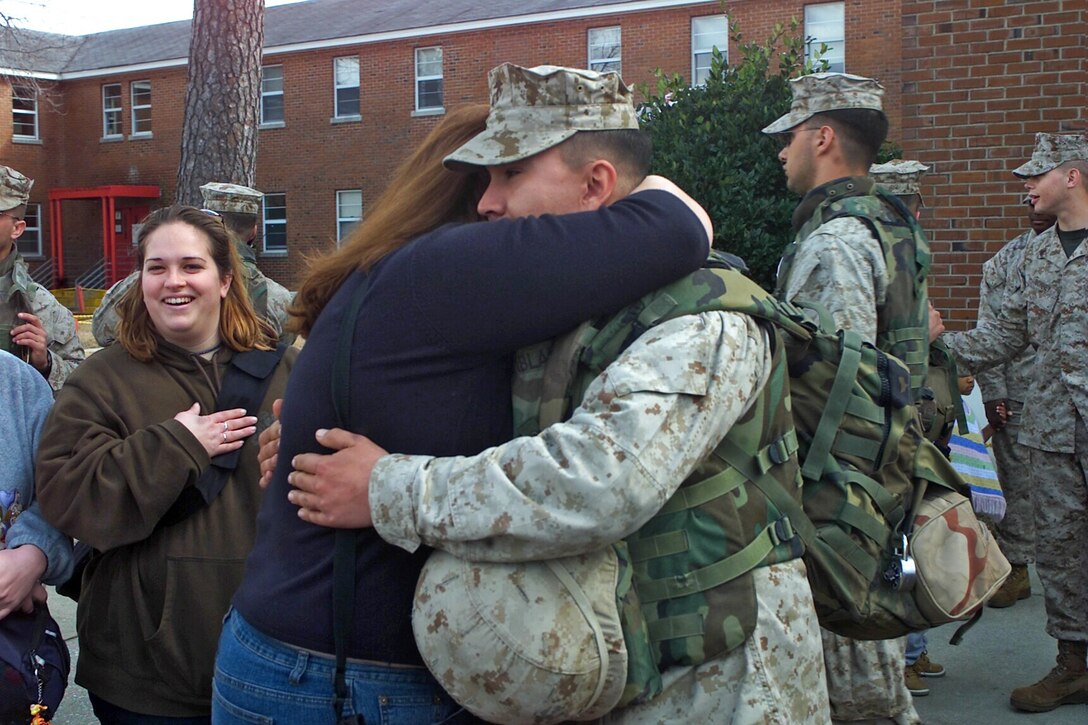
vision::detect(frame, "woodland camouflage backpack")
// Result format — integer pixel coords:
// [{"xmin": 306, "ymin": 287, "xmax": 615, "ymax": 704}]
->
[{"xmin": 512, "ymin": 254, "xmax": 972, "ymax": 704}]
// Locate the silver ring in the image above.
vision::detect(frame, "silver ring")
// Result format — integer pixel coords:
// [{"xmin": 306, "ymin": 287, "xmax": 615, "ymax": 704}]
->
[
  {"xmin": 223, "ymin": 422, "xmax": 229, "ymax": 432},
  {"xmin": 222, "ymin": 431, "xmax": 227, "ymax": 442}
]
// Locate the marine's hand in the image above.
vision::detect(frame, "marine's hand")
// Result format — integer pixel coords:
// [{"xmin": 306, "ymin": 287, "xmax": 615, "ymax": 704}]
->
[
  {"xmin": 927, "ymin": 302, "xmax": 945, "ymax": 343},
  {"xmin": 984, "ymin": 399, "xmax": 1008, "ymax": 432},
  {"xmin": 174, "ymin": 403, "xmax": 258, "ymax": 458},
  {"xmin": 12, "ymin": 312, "xmax": 50, "ymax": 371},
  {"xmin": 258, "ymin": 398, "xmax": 283, "ymax": 488},
  {"xmin": 0, "ymin": 545, "xmax": 47, "ymax": 619},
  {"xmin": 287, "ymin": 429, "xmax": 387, "ymax": 529}
]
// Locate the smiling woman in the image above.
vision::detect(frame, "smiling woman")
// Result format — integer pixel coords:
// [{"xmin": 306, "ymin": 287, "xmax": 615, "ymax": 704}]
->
[{"xmin": 34, "ymin": 205, "xmax": 297, "ymax": 721}]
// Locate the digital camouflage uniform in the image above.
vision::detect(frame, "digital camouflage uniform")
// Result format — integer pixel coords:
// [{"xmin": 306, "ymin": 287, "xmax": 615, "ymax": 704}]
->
[
  {"xmin": 764, "ymin": 74, "xmax": 925, "ymax": 724},
  {"xmin": 373, "ymin": 312, "xmax": 830, "ymax": 723},
  {"xmin": 91, "ymin": 183, "xmax": 294, "ymax": 347},
  {"xmin": 945, "ymin": 223, "xmax": 1088, "ymax": 644},
  {"xmin": 973, "ymin": 229, "xmax": 1038, "ymax": 565},
  {"xmin": 371, "ymin": 63, "xmax": 830, "ymax": 722},
  {"xmin": 0, "ymin": 165, "xmax": 84, "ymax": 391}
]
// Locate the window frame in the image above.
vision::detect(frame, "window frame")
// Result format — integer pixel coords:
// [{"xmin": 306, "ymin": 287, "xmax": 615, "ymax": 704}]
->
[
  {"xmin": 691, "ymin": 15, "xmax": 729, "ymax": 86},
  {"xmin": 333, "ymin": 56, "xmax": 361, "ymax": 120},
  {"xmin": 587, "ymin": 26, "xmax": 622, "ymax": 74},
  {"xmin": 102, "ymin": 83, "xmax": 123, "ymax": 138},
  {"xmin": 129, "ymin": 80, "xmax": 152, "ymax": 137},
  {"xmin": 16, "ymin": 203, "xmax": 42, "ymax": 258},
  {"xmin": 414, "ymin": 46, "xmax": 444, "ymax": 114},
  {"xmin": 261, "ymin": 65, "xmax": 286, "ymax": 127},
  {"xmin": 804, "ymin": 2, "xmax": 846, "ymax": 73},
  {"xmin": 262, "ymin": 192, "xmax": 288, "ymax": 255},
  {"xmin": 335, "ymin": 189, "xmax": 363, "ymax": 242},
  {"xmin": 11, "ymin": 83, "xmax": 39, "ymax": 140}
]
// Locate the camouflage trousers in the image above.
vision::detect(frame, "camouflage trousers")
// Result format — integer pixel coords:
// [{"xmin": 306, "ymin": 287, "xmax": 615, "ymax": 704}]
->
[
  {"xmin": 598, "ymin": 559, "xmax": 829, "ymax": 725},
  {"xmin": 822, "ymin": 633, "xmax": 919, "ymax": 723},
  {"xmin": 992, "ymin": 403, "xmax": 1036, "ymax": 564},
  {"xmin": 1026, "ymin": 414, "xmax": 1088, "ymax": 642}
]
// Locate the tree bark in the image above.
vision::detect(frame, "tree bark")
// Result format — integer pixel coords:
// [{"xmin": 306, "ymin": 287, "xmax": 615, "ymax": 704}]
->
[{"xmin": 175, "ymin": 0, "xmax": 263, "ymax": 206}]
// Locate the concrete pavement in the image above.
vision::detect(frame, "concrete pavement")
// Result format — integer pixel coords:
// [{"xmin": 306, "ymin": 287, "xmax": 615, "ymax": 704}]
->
[{"xmin": 44, "ymin": 565, "xmax": 1087, "ymax": 723}]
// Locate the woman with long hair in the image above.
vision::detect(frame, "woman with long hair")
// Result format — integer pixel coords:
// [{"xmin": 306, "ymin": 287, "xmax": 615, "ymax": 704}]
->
[
  {"xmin": 36, "ymin": 206, "xmax": 296, "ymax": 723},
  {"xmin": 216, "ymin": 99, "xmax": 712, "ymax": 722}
]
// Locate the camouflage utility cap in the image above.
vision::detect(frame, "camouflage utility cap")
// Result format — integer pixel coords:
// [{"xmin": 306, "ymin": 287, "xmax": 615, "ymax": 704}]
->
[
  {"xmin": 870, "ymin": 159, "xmax": 930, "ymax": 203},
  {"xmin": 762, "ymin": 72, "xmax": 885, "ymax": 135},
  {"xmin": 444, "ymin": 63, "xmax": 639, "ymax": 169},
  {"xmin": 1012, "ymin": 133, "xmax": 1088, "ymax": 178},
  {"xmin": 200, "ymin": 182, "xmax": 263, "ymax": 215},
  {"xmin": 0, "ymin": 165, "xmax": 33, "ymax": 212}
]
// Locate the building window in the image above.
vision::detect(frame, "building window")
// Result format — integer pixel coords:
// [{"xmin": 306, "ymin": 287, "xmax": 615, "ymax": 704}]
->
[
  {"xmin": 130, "ymin": 80, "xmax": 152, "ymax": 135},
  {"xmin": 262, "ymin": 193, "xmax": 287, "ymax": 253},
  {"xmin": 102, "ymin": 83, "xmax": 122, "ymax": 137},
  {"xmin": 334, "ymin": 56, "xmax": 360, "ymax": 119},
  {"xmin": 11, "ymin": 84, "xmax": 38, "ymax": 139},
  {"xmin": 261, "ymin": 65, "xmax": 285, "ymax": 125},
  {"xmin": 805, "ymin": 2, "xmax": 845, "ymax": 73},
  {"xmin": 16, "ymin": 203, "xmax": 41, "ymax": 257},
  {"xmin": 336, "ymin": 190, "xmax": 363, "ymax": 241},
  {"xmin": 588, "ymin": 26, "xmax": 621, "ymax": 74},
  {"xmin": 414, "ymin": 47, "xmax": 443, "ymax": 112},
  {"xmin": 691, "ymin": 16, "xmax": 728, "ymax": 85}
]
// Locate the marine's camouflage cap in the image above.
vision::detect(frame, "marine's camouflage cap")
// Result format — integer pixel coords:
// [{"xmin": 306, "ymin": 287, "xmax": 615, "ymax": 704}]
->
[
  {"xmin": 0, "ymin": 165, "xmax": 33, "ymax": 212},
  {"xmin": 870, "ymin": 159, "xmax": 930, "ymax": 204},
  {"xmin": 762, "ymin": 72, "xmax": 885, "ymax": 135},
  {"xmin": 444, "ymin": 63, "xmax": 639, "ymax": 169},
  {"xmin": 199, "ymin": 182, "xmax": 263, "ymax": 215},
  {"xmin": 1012, "ymin": 133, "xmax": 1088, "ymax": 178}
]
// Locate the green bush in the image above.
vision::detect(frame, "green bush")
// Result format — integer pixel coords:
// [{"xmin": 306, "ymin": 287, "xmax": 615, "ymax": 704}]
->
[{"xmin": 638, "ymin": 17, "xmax": 814, "ymax": 289}]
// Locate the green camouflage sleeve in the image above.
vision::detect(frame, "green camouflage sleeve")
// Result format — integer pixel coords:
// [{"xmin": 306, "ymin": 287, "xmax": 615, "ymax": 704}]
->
[
  {"xmin": 943, "ymin": 264, "xmax": 1031, "ymax": 377},
  {"xmin": 31, "ymin": 285, "xmax": 85, "ymax": 391},
  {"xmin": 91, "ymin": 272, "xmax": 138, "ymax": 347},
  {"xmin": 782, "ymin": 217, "xmax": 886, "ymax": 342},
  {"xmin": 973, "ymin": 236, "xmax": 1022, "ymax": 402},
  {"xmin": 370, "ymin": 311, "xmax": 772, "ymax": 561}
]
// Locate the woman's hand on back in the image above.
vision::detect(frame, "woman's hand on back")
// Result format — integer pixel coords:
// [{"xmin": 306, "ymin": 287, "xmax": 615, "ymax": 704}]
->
[{"xmin": 174, "ymin": 403, "xmax": 258, "ymax": 458}]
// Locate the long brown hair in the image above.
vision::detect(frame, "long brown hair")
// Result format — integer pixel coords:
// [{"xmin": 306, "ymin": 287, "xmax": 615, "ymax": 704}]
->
[
  {"xmin": 290, "ymin": 104, "xmax": 489, "ymax": 337},
  {"xmin": 117, "ymin": 205, "xmax": 277, "ymax": 361}
]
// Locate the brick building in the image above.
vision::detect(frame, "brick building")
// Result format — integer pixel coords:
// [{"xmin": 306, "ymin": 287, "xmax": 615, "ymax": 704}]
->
[{"xmin": 1, "ymin": 0, "xmax": 1084, "ymax": 326}]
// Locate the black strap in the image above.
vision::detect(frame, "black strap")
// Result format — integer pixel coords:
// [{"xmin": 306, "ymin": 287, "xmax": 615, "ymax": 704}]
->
[
  {"xmin": 158, "ymin": 344, "xmax": 289, "ymax": 529},
  {"xmin": 332, "ymin": 277, "xmax": 371, "ymax": 724}
]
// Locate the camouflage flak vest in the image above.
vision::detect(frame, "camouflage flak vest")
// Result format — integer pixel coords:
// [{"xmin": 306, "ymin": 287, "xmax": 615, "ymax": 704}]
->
[
  {"xmin": 777, "ymin": 177, "xmax": 932, "ymax": 399},
  {"xmin": 513, "ymin": 259, "xmax": 806, "ymax": 707}
]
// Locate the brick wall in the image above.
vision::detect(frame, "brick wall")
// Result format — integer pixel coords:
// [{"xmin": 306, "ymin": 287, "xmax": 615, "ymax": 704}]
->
[
  {"xmin": 901, "ymin": 0, "xmax": 1087, "ymax": 329},
  {"xmin": 6, "ymin": 0, "xmax": 1083, "ymax": 312}
]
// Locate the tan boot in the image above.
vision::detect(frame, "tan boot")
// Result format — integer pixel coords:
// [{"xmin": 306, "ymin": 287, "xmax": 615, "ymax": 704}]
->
[
  {"xmin": 904, "ymin": 662, "xmax": 930, "ymax": 697},
  {"xmin": 988, "ymin": 563, "xmax": 1031, "ymax": 608},
  {"xmin": 1010, "ymin": 640, "xmax": 1088, "ymax": 712}
]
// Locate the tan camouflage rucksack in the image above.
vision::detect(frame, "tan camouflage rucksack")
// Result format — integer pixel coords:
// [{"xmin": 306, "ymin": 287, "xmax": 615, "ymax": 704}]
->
[{"xmin": 512, "ymin": 254, "xmax": 981, "ymax": 705}]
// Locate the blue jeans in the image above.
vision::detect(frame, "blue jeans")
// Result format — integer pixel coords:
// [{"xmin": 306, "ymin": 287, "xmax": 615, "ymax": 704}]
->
[
  {"xmin": 905, "ymin": 631, "xmax": 928, "ymax": 666},
  {"xmin": 212, "ymin": 610, "xmax": 476, "ymax": 725}
]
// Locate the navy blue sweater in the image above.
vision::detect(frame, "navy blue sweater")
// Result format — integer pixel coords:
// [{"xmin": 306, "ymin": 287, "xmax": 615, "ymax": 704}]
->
[{"xmin": 233, "ymin": 190, "xmax": 709, "ymax": 662}]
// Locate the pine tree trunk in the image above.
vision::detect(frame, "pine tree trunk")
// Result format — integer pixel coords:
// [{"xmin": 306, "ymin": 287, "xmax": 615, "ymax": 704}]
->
[{"xmin": 175, "ymin": 0, "xmax": 264, "ymax": 206}]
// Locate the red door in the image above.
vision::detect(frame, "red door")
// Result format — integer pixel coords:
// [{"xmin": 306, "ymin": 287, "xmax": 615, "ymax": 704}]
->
[{"xmin": 112, "ymin": 205, "xmax": 150, "ymax": 281}]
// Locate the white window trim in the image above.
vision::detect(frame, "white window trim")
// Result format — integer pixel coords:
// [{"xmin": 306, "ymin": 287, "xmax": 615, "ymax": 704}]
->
[
  {"xmin": 262, "ymin": 193, "xmax": 288, "ymax": 255},
  {"xmin": 587, "ymin": 26, "xmax": 622, "ymax": 74},
  {"xmin": 335, "ymin": 189, "xmax": 363, "ymax": 242},
  {"xmin": 691, "ymin": 15, "xmax": 728, "ymax": 86},
  {"xmin": 261, "ymin": 65, "xmax": 286, "ymax": 127},
  {"xmin": 102, "ymin": 83, "xmax": 123, "ymax": 139},
  {"xmin": 414, "ymin": 46, "xmax": 444, "ymax": 113},
  {"xmin": 17, "ymin": 203, "xmax": 42, "ymax": 258},
  {"xmin": 129, "ymin": 80, "xmax": 152, "ymax": 137},
  {"xmin": 333, "ymin": 56, "xmax": 361, "ymax": 120},
  {"xmin": 805, "ymin": 2, "xmax": 846, "ymax": 73},
  {"xmin": 11, "ymin": 84, "xmax": 39, "ymax": 140}
]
